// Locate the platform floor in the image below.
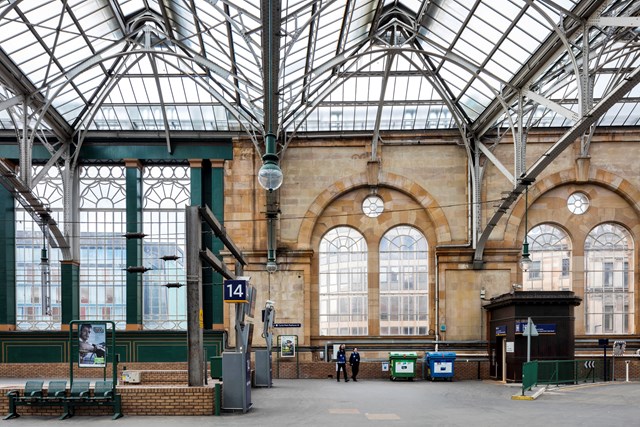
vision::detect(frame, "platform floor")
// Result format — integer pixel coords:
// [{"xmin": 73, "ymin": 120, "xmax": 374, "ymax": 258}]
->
[{"xmin": 2, "ymin": 378, "xmax": 639, "ymax": 426}]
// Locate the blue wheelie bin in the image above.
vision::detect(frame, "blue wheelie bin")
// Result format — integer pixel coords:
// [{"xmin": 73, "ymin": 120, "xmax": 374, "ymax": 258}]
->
[{"xmin": 425, "ymin": 351, "xmax": 456, "ymax": 381}]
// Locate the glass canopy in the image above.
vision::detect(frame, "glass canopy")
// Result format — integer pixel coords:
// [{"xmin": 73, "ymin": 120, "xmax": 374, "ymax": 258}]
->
[{"xmin": 0, "ymin": 0, "xmax": 638, "ymax": 149}]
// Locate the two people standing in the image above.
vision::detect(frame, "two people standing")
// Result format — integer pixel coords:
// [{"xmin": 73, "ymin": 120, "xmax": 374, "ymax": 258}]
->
[{"xmin": 336, "ymin": 344, "xmax": 361, "ymax": 382}]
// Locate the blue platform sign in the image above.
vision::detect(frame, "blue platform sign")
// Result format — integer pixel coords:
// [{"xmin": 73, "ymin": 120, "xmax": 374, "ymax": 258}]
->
[
  {"xmin": 515, "ymin": 321, "xmax": 556, "ymax": 334},
  {"xmin": 223, "ymin": 279, "xmax": 248, "ymax": 303}
]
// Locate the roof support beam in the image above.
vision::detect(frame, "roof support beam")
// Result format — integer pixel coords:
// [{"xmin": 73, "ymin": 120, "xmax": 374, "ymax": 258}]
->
[{"xmin": 473, "ymin": 64, "xmax": 640, "ymax": 268}]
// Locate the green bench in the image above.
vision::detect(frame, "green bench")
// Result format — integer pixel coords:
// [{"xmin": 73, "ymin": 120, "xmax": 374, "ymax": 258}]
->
[
  {"xmin": 61, "ymin": 380, "xmax": 122, "ymax": 420},
  {"xmin": 4, "ymin": 380, "xmax": 68, "ymax": 420},
  {"xmin": 5, "ymin": 380, "xmax": 122, "ymax": 420}
]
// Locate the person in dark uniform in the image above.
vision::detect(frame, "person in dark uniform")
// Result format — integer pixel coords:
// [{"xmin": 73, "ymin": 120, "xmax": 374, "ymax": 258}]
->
[
  {"xmin": 349, "ymin": 347, "xmax": 361, "ymax": 381},
  {"xmin": 336, "ymin": 344, "xmax": 349, "ymax": 382}
]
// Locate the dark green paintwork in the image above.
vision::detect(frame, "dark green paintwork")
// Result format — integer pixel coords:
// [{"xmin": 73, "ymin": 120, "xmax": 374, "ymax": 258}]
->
[
  {"xmin": 0, "ymin": 185, "xmax": 16, "ymax": 325},
  {"xmin": 0, "ymin": 331, "xmax": 224, "ymax": 363},
  {"xmin": 0, "ymin": 138, "xmax": 233, "ymax": 348},
  {"xmin": 61, "ymin": 263, "xmax": 80, "ymax": 324},
  {"xmin": 0, "ymin": 140, "xmax": 232, "ymax": 161},
  {"xmin": 125, "ymin": 164, "xmax": 143, "ymax": 325},
  {"xmin": 210, "ymin": 164, "xmax": 226, "ymax": 325}
]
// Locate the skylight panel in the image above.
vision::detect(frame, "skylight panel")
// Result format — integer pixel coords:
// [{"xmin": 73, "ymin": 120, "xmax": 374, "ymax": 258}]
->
[
  {"xmin": 473, "ymin": 3, "xmax": 510, "ymax": 42},
  {"xmin": 452, "ymin": 37, "xmax": 487, "ymax": 66},
  {"xmin": 484, "ymin": 58, "xmax": 517, "ymax": 82},
  {"xmin": 119, "ymin": 0, "xmax": 146, "ymax": 17},
  {"xmin": 515, "ymin": 14, "xmax": 549, "ymax": 45}
]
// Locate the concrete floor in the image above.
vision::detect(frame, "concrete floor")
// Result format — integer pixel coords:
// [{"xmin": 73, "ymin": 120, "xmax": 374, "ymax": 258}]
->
[{"xmin": 3, "ymin": 378, "xmax": 639, "ymax": 426}]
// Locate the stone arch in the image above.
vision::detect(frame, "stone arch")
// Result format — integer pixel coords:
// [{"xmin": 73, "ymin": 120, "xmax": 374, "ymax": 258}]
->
[
  {"xmin": 504, "ymin": 167, "xmax": 640, "ymax": 246},
  {"xmin": 297, "ymin": 171, "xmax": 452, "ymax": 249}
]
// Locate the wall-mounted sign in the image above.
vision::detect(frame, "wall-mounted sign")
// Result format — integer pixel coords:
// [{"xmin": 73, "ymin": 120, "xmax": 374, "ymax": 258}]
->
[
  {"xmin": 515, "ymin": 321, "xmax": 556, "ymax": 334},
  {"xmin": 496, "ymin": 325, "xmax": 507, "ymax": 336},
  {"xmin": 613, "ymin": 341, "xmax": 626, "ymax": 356},
  {"xmin": 273, "ymin": 323, "xmax": 301, "ymax": 328},
  {"xmin": 223, "ymin": 279, "xmax": 248, "ymax": 303},
  {"xmin": 506, "ymin": 342, "xmax": 515, "ymax": 353}
]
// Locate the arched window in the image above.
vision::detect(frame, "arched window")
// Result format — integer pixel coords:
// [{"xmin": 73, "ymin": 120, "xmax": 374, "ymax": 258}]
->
[
  {"xmin": 79, "ymin": 165, "xmax": 127, "ymax": 329},
  {"xmin": 379, "ymin": 226, "xmax": 428, "ymax": 335},
  {"xmin": 15, "ymin": 166, "xmax": 63, "ymax": 330},
  {"xmin": 584, "ymin": 223, "xmax": 634, "ymax": 334},
  {"xmin": 522, "ymin": 224, "xmax": 572, "ymax": 291},
  {"xmin": 142, "ymin": 165, "xmax": 190, "ymax": 330},
  {"xmin": 319, "ymin": 226, "xmax": 368, "ymax": 335}
]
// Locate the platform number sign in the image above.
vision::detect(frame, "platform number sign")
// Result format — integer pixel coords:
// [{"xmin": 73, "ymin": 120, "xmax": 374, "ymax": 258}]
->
[{"xmin": 223, "ymin": 279, "xmax": 248, "ymax": 303}]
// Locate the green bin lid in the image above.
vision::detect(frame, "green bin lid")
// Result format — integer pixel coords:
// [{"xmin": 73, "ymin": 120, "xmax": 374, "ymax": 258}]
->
[{"xmin": 389, "ymin": 352, "xmax": 418, "ymax": 357}]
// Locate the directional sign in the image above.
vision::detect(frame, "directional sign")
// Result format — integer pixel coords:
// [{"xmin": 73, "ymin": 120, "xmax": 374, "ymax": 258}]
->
[
  {"xmin": 613, "ymin": 341, "xmax": 626, "ymax": 356},
  {"xmin": 274, "ymin": 323, "xmax": 301, "ymax": 328},
  {"xmin": 584, "ymin": 360, "xmax": 595, "ymax": 369},
  {"xmin": 223, "ymin": 279, "xmax": 248, "ymax": 303},
  {"xmin": 522, "ymin": 322, "xmax": 539, "ymax": 337}
]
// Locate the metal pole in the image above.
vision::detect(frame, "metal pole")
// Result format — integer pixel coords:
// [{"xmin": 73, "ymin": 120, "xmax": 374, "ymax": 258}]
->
[
  {"xmin": 527, "ymin": 317, "xmax": 531, "ymax": 363},
  {"xmin": 186, "ymin": 206, "xmax": 204, "ymax": 386},
  {"xmin": 625, "ymin": 360, "xmax": 629, "ymax": 382}
]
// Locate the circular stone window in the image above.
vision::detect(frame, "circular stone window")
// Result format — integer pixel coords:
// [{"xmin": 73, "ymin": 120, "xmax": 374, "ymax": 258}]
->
[
  {"xmin": 362, "ymin": 195, "xmax": 384, "ymax": 218},
  {"xmin": 567, "ymin": 192, "xmax": 589, "ymax": 215}
]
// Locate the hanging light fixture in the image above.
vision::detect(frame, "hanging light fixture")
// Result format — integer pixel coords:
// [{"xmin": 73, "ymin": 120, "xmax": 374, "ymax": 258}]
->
[{"xmin": 520, "ymin": 186, "xmax": 532, "ymax": 272}]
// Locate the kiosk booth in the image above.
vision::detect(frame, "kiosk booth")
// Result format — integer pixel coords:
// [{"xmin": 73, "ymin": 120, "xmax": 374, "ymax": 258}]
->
[{"xmin": 483, "ymin": 291, "xmax": 581, "ymax": 382}]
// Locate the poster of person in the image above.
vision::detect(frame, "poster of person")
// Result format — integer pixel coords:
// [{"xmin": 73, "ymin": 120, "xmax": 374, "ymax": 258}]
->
[
  {"xmin": 78, "ymin": 323, "xmax": 107, "ymax": 367},
  {"xmin": 280, "ymin": 335, "xmax": 296, "ymax": 358}
]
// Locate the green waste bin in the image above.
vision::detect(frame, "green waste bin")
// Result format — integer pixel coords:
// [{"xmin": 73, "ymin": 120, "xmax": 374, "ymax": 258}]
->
[
  {"xmin": 389, "ymin": 352, "xmax": 418, "ymax": 381},
  {"xmin": 210, "ymin": 356, "xmax": 222, "ymax": 380}
]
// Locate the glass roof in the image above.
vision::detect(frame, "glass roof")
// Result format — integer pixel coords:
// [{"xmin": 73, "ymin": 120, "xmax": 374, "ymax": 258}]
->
[{"xmin": 0, "ymin": 0, "xmax": 638, "ymax": 150}]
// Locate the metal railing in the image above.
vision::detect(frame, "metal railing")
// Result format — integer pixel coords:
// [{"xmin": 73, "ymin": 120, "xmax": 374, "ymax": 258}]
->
[{"xmin": 522, "ymin": 360, "xmax": 598, "ymax": 395}]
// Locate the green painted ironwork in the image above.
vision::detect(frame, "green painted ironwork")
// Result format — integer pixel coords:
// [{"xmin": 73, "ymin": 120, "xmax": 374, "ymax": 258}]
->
[
  {"xmin": 210, "ymin": 164, "xmax": 225, "ymax": 326},
  {"xmin": 0, "ymin": 330, "xmax": 224, "ymax": 363},
  {"xmin": 61, "ymin": 262, "xmax": 80, "ymax": 324},
  {"xmin": 522, "ymin": 361, "xmax": 538, "ymax": 395},
  {"xmin": 125, "ymin": 164, "xmax": 143, "ymax": 326},
  {"xmin": 522, "ymin": 360, "xmax": 598, "ymax": 395},
  {"xmin": 0, "ymin": 185, "xmax": 16, "ymax": 325}
]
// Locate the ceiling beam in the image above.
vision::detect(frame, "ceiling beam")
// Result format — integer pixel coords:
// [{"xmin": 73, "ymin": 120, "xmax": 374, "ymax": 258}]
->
[{"xmin": 473, "ymin": 64, "xmax": 640, "ymax": 268}]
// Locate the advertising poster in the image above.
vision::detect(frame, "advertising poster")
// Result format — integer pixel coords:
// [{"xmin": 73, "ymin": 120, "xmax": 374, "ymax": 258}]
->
[
  {"xmin": 280, "ymin": 335, "xmax": 296, "ymax": 358},
  {"xmin": 78, "ymin": 323, "xmax": 107, "ymax": 367}
]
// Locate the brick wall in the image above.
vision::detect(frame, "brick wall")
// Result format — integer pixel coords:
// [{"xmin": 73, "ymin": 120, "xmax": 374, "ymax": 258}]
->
[
  {"xmin": 273, "ymin": 359, "xmax": 491, "ymax": 381},
  {"xmin": 0, "ymin": 362, "xmax": 188, "ymax": 380},
  {"xmin": 0, "ymin": 383, "xmax": 218, "ymax": 417}
]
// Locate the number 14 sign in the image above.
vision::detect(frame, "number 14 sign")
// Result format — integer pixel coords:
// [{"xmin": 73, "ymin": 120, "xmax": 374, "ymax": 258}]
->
[{"xmin": 223, "ymin": 279, "xmax": 248, "ymax": 303}]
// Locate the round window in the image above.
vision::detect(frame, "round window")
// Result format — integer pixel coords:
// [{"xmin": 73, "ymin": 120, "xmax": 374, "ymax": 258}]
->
[
  {"xmin": 567, "ymin": 192, "xmax": 589, "ymax": 215},
  {"xmin": 362, "ymin": 195, "xmax": 384, "ymax": 218}
]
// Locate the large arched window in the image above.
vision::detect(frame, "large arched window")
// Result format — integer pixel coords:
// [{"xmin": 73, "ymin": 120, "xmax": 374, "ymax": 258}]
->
[
  {"xmin": 319, "ymin": 226, "xmax": 368, "ymax": 335},
  {"xmin": 584, "ymin": 223, "xmax": 634, "ymax": 334},
  {"xmin": 79, "ymin": 165, "xmax": 127, "ymax": 328},
  {"xmin": 15, "ymin": 166, "xmax": 63, "ymax": 330},
  {"xmin": 379, "ymin": 226, "xmax": 428, "ymax": 335},
  {"xmin": 522, "ymin": 224, "xmax": 572, "ymax": 291},
  {"xmin": 142, "ymin": 165, "xmax": 190, "ymax": 330}
]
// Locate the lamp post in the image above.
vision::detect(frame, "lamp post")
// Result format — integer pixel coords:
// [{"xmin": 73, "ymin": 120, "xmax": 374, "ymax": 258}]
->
[{"xmin": 520, "ymin": 186, "xmax": 532, "ymax": 273}]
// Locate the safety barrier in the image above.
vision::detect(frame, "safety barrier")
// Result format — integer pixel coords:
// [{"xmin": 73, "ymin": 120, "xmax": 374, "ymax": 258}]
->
[{"xmin": 522, "ymin": 360, "xmax": 597, "ymax": 395}]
